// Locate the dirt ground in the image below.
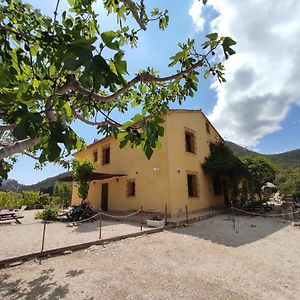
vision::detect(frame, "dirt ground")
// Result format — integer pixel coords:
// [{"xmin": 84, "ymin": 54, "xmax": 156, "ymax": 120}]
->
[
  {"xmin": 1, "ymin": 214, "xmax": 300, "ymax": 300},
  {"xmin": 0, "ymin": 210, "xmax": 151, "ymax": 260}
]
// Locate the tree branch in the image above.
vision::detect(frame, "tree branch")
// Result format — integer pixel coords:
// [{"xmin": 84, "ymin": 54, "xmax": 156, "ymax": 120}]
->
[
  {"xmin": 54, "ymin": 0, "xmax": 61, "ymax": 22},
  {"xmin": 0, "ymin": 137, "xmax": 41, "ymax": 160},
  {"xmin": 73, "ymin": 110, "xmax": 120, "ymax": 127},
  {"xmin": 120, "ymin": 0, "xmax": 146, "ymax": 31},
  {"xmin": 23, "ymin": 151, "xmax": 40, "ymax": 160},
  {"xmin": 57, "ymin": 57, "xmax": 205, "ymax": 104},
  {"xmin": 0, "ymin": 124, "xmax": 16, "ymax": 132}
]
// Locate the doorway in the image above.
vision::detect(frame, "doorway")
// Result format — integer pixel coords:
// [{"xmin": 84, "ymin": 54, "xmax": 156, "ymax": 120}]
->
[{"xmin": 101, "ymin": 183, "xmax": 109, "ymax": 211}]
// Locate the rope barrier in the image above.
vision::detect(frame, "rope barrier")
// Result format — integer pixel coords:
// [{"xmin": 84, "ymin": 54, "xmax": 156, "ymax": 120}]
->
[
  {"xmin": 142, "ymin": 209, "xmax": 161, "ymax": 213},
  {"xmin": 101, "ymin": 210, "xmax": 141, "ymax": 219},
  {"xmin": 232, "ymin": 207, "xmax": 300, "ymax": 217},
  {"xmin": 73, "ymin": 212, "xmax": 101, "ymax": 224}
]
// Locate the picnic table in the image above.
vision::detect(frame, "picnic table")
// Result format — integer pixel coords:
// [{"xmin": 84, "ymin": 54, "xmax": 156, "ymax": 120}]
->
[{"xmin": 0, "ymin": 210, "xmax": 22, "ymax": 224}]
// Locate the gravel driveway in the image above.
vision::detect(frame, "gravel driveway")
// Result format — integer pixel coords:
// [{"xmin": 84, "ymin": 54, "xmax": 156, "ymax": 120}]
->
[
  {"xmin": 1, "ymin": 214, "xmax": 300, "ymax": 299},
  {"xmin": 0, "ymin": 210, "xmax": 151, "ymax": 260}
]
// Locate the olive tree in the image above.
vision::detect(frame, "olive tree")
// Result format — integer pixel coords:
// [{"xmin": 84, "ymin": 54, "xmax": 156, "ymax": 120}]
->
[{"xmin": 0, "ymin": 0, "xmax": 236, "ymax": 181}]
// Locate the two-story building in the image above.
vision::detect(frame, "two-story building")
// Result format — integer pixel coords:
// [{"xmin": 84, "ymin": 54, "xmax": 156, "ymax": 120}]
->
[{"xmin": 71, "ymin": 109, "xmax": 225, "ymax": 216}]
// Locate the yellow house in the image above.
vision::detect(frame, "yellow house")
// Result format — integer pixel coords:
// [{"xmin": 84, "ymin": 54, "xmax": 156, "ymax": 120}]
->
[{"xmin": 71, "ymin": 109, "xmax": 225, "ymax": 216}]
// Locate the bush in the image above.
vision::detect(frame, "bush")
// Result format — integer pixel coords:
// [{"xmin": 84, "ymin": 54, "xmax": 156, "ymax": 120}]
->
[
  {"xmin": 35, "ymin": 205, "xmax": 58, "ymax": 221},
  {"xmin": 0, "ymin": 191, "xmax": 54, "ymax": 209}
]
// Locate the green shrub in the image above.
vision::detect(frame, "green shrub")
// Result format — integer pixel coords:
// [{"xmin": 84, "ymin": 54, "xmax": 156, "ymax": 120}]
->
[
  {"xmin": 35, "ymin": 205, "xmax": 58, "ymax": 221},
  {"xmin": 0, "ymin": 191, "xmax": 54, "ymax": 209},
  {"xmin": 53, "ymin": 183, "xmax": 72, "ymax": 207}
]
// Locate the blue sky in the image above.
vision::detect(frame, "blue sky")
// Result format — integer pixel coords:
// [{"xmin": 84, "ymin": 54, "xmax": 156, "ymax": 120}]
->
[{"xmin": 8, "ymin": 0, "xmax": 300, "ymax": 184}]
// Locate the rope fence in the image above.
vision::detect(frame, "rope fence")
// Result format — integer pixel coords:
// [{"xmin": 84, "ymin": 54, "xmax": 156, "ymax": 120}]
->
[
  {"xmin": 231, "ymin": 207, "xmax": 300, "ymax": 218},
  {"xmin": 101, "ymin": 210, "xmax": 141, "ymax": 219},
  {"xmin": 5, "ymin": 201, "xmax": 299, "ymax": 262}
]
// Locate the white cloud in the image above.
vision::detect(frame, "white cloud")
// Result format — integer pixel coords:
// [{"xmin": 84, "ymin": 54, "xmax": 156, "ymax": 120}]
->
[
  {"xmin": 189, "ymin": 0, "xmax": 300, "ymax": 147},
  {"xmin": 188, "ymin": 0, "xmax": 205, "ymax": 31}
]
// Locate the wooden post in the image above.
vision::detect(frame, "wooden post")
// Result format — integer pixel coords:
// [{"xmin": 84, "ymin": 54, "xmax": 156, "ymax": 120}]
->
[
  {"xmin": 140, "ymin": 206, "xmax": 143, "ymax": 232},
  {"xmin": 230, "ymin": 200, "xmax": 236, "ymax": 230},
  {"xmin": 185, "ymin": 204, "xmax": 188, "ymax": 224},
  {"xmin": 41, "ymin": 219, "xmax": 47, "ymax": 252},
  {"xmin": 99, "ymin": 209, "xmax": 102, "ymax": 239},
  {"xmin": 291, "ymin": 197, "xmax": 295, "ymax": 222},
  {"xmin": 164, "ymin": 204, "xmax": 168, "ymax": 225}
]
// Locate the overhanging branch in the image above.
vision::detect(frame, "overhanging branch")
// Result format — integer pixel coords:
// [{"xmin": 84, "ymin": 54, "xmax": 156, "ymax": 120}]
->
[
  {"xmin": 57, "ymin": 57, "xmax": 205, "ymax": 104},
  {"xmin": 73, "ymin": 110, "xmax": 120, "ymax": 128},
  {"xmin": 120, "ymin": 0, "xmax": 146, "ymax": 31},
  {"xmin": 0, "ymin": 137, "xmax": 41, "ymax": 160}
]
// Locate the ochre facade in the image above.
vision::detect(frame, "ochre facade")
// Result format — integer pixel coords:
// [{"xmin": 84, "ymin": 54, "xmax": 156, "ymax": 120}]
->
[{"xmin": 71, "ymin": 110, "xmax": 225, "ymax": 216}]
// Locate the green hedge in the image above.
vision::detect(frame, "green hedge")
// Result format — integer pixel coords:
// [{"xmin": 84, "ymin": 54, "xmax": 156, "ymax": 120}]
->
[{"xmin": 0, "ymin": 191, "xmax": 61, "ymax": 209}]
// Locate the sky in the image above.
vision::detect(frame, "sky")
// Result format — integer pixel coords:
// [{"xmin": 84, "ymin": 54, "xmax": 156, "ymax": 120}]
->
[{"xmin": 7, "ymin": 0, "xmax": 300, "ymax": 184}]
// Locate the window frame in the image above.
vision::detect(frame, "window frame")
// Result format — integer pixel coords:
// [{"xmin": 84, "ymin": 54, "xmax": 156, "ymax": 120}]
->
[
  {"xmin": 126, "ymin": 179, "xmax": 136, "ymax": 197},
  {"xmin": 92, "ymin": 150, "xmax": 98, "ymax": 163},
  {"xmin": 185, "ymin": 128, "xmax": 197, "ymax": 154},
  {"xmin": 186, "ymin": 172, "xmax": 199, "ymax": 198},
  {"xmin": 205, "ymin": 122, "xmax": 211, "ymax": 134},
  {"xmin": 102, "ymin": 145, "xmax": 110, "ymax": 165}
]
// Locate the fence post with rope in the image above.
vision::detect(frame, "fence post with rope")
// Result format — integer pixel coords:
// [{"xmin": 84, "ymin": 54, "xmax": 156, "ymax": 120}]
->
[
  {"xmin": 41, "ymin": 218, "xmax": 47, "ymax": 253},
  {"xmin": 140, "ymin": 206, "xmax": 143, "ymax": 232},
  {"xmin": 165, "ymin": 204, "xmax": 168, "ymax": 225},
  {"xmin": 99, "ymin": 209, "xmax": 102, "ymax": 240},
  {"xmin": 291, "ymin": 197, "xmax": 295, "ymax": 222},
  {"xmin": 185, "ymin": 204, "xmax": 188, "ymax": 224},
  {"xmin": 230, "ymin": 201, "xmax": 236, "ymax": 230}
]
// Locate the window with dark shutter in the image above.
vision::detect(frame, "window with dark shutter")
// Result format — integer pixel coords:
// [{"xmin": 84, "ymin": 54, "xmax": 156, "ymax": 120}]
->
[
  {"xmin": 127, "ymin": 180, "xmax": 136, "ymax": 197},
  {"xmin": 92, "ymin": 150, "xmax": 98, "ymax": 162},
  {"xmin": 206, "ymin": 122, "xmax": 211, "ymax": 134},
  {"xmin": 185, "ymin": 130, "xmax": 196, "ymax": 153},
  {"xmin": 102, "ymin": 146, "xmax": 110, "ymax": 165},
  {"xmin": 187, "ymin": 174, "xmax": 198, "ymax": 197}
]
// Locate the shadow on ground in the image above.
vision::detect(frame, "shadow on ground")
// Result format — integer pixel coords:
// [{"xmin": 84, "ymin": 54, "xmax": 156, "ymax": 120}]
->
[
  {"xmin": 0, "ymin": 268, "xmax": 73, "ymax": 300},
  {"xmin": 171, "ymin": 214, "xmax": 289, "ymax": 247}
]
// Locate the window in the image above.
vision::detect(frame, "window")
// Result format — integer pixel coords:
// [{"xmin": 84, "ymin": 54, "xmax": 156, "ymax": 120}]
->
[
  {"xmin": 185, "ymin": 129, "xmax": 196, "ymax": 153},
  {"xmin": 92, "ymin": 150, "xmax": 98, "ymax": 162},
  {"xmin": 127, "ymin": 180, "xmax": 136, "ymax": 197},
  {"xmin": 187, "ymin": 174, "xmax": 198, "ymax": 197},
  {"xmin": 102, "ymin": 145, "xmax": 110, "ymax": 165},
  {"xmin": 213, "ymin": 176, "xmax": 223, "ymax": 195},
  {"xmin": 206, "ymin": 122, "xmax": 211, "ymax": 134}
]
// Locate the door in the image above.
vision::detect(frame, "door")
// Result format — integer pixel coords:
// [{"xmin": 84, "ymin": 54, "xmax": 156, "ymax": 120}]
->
[{"xmin": 101, "ymin": 183, "xmax": 109, "ymax": 211}]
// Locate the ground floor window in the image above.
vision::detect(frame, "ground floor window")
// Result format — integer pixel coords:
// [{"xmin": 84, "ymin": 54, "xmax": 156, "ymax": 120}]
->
[
  {"xmin": 213, "ymin": 176, "xmax": 223, "ymax": 195},
  {"xmin": 187, "ymin": 173, "xmax": 199, "ymax": 197},
  {"xmin": 126, "ymin": 180, "xmax": 136, "ymax": 197}
]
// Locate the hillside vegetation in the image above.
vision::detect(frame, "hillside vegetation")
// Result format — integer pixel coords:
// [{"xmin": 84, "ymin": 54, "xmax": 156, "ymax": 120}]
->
[{"xmin": 226, "ymin": 141, "xmax": 300, "ymax": 171}]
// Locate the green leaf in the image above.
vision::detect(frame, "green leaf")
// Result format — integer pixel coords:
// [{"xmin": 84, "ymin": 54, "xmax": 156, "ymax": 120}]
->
[
  {"xmin": 131, "ymin": 114, "xmax": 142, "ymax": 123},
  {"xmin": 144, "ymin": 146, "xmax": 153, "ymax": 160},
  {"xmin": 157, "ymin": 126, "xmax": 164, "ymax": 137},
  {"xmin": 206, "ymin": 33, "xmax": 218, "ymax": 41},
  {"xmin": 101, "ymin": 31, "xmax": 119, "ymax": 50}
]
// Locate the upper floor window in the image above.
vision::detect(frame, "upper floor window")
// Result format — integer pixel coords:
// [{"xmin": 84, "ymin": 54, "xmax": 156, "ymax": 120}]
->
[
  {"xmin": 92, "ymin": 150, "xmax": 98, "ymax": 162},
  {"xmin": 185, "ymin": 129, "xmax": 196, "ymax": 153},
  {"xmin": 127, "ymin": 180, "xmax": 136, "ymax": 197},
  {"xmin": 102, "ymin": 145, "xmax": 110, "ymax": 165},
  {"xmin": 206, "ymin": 122, "xmax": 211, "ymax": 134},
  {"xmin": 187, "ymin": 173, "xmax": 199, "ymax": 197}
]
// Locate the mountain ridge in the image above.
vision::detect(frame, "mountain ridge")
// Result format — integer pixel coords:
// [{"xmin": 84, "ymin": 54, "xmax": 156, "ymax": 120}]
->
[{"xmin": 226, "ymin": 141, "xmax": 300, "ymax": 170}]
